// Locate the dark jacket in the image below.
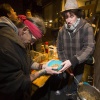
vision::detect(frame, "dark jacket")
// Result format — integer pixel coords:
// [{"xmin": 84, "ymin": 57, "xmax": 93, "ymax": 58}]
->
[
  {"xmin": 0, "ymin": 17, "xmax": 32, "ymax": 100},
  {"xmin": 57, "ymin": 18, "xmax": 95, "ymax": 75},
  {"xmin": 94, "ymin": 29, "xmax": 100, "ymax": 90}
]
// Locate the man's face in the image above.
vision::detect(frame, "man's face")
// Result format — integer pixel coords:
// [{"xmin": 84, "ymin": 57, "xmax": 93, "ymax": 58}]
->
[
  {"xmin": 65, "ymin": 12, "xmax": 77, "ymax": 27},
  {"xmin": 18, "ymin": 26, "xmax": 33, "ymax": 45},
  {"xmin": 26, "ymin": 12, "xmax": 32, "ymax": 18},
  {"xmin": 7, "ymin": 8, "xmax": 18, "ymax": 22}
]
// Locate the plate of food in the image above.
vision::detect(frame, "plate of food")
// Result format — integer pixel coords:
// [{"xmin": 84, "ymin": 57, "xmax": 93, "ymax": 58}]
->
[{"xmin": 47, "ymin": 59, "xmax": 63, "ymax": 71}]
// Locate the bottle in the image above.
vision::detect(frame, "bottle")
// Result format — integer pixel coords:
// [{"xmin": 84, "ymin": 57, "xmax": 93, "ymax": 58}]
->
[
  {"xmin": 41, "ymin": 45, "xmax": 45, "ymax": 53},
  {"xmin": 45, "ymin": 42, "xmax": 49, "ymax": 53},
  {"xmin": 48, "ymin": 47, "xmax": 54, "ymax": 60}
]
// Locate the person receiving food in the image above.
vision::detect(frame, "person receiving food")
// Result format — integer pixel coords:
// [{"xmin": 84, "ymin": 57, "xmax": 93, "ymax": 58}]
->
[{"xmin": 0, "ymin": 3, "xmax": 60, "ymax": 100}]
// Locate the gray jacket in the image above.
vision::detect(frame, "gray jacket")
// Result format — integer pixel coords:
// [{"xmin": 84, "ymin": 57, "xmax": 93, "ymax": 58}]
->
[{"xmin": 57, "ymin": 18, "xmax": 95, "ymax": 74}]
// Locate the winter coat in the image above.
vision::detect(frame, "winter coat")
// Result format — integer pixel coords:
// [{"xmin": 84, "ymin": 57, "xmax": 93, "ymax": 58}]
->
[
  {"xmin": 57, "ymin": 18, "xmax": 95, "ymax": 75},
  {"xmin": 0, "ymin": 17, "xmax": 32, "ymax": 100}
]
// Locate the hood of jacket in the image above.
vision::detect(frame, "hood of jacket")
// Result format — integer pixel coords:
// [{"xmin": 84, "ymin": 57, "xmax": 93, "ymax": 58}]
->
[
  {"xmin": 0, "ymin": 16, "xmax": 25, "ymax": 48},
  {"xmin": 0, "ymin": 16, "xmax": 18, "ymax": 34}
]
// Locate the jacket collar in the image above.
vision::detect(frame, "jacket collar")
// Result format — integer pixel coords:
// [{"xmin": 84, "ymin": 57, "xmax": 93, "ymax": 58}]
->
[
  {"xmin": 0, "ymin": 26, "xmax": 25, "ymax": 48},
  {"xmin": 0, "ymin": 16, "xmax": 18, "ymax": 34}
]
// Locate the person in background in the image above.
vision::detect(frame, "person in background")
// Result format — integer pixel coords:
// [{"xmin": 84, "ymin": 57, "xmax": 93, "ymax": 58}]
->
[
  {"xmin": 25, "ymin": 9, "xmax": 33, "ymax": 18},
  {"xmin": 0, "ymin": 3, "xmax": 60, "ymax": 100},
  {"xmin": 25, "ymin": 9, "xmax": 37, "ymax": 51},
  {"xmin": 0, "ymin": 3, "xmax": 19, "ymax": 24},
  {"xmin": 25, "ymin": 9, "xmax": 43, "ymax": 52},
  {"xmin": 57, "ymin": 0, "xmax": 95, "ymax": 97}
]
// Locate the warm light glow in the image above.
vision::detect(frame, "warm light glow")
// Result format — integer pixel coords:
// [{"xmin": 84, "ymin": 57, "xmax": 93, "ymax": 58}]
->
[{"xmin": 49, "ymin": 20, "xmax": 52, "ymax": 23}]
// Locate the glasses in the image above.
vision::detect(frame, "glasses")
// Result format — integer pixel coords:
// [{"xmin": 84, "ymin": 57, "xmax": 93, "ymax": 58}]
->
[
  {"xmin": 23, "ymin": 27, "xmax": 29, "ymax": 34},
  {"xmin": 28, "ymin": 30, "xmax": 37, "ymax": 44},
  {"xmin": 31, "ymin": 35, "xmax": 37, "ymax": 44},
  {"xmin": 23, "ymin": 26, "xmax": 37, "ymax": 44}
]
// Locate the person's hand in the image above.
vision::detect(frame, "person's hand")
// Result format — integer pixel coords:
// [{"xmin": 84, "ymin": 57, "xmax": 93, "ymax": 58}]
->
[
  {"xmin": 44, "ymin": 67, "xmax": 61, "ymax": 75},
  {"xmin": 59, "ymin": 60, "xmax": 72, "ymax": 72},
  {"xmin": 42, "ymin": 63, "xmax": 47, "ymax": 69}
]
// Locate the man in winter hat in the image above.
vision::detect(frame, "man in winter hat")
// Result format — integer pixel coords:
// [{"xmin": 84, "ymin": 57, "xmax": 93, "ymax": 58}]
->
[{"xmin": 57, "ymin": 0, "xmax": 95, "ymax": 98}]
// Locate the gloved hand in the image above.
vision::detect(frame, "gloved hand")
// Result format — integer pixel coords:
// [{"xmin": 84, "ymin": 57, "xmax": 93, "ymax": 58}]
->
[{"xmin": 59, "ymin": 60, "xmax": 72, "ymax": 72}]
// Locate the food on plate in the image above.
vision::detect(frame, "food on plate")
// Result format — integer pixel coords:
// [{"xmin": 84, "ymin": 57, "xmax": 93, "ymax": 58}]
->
[{"xmin": 47, "ymin": 60, "xmax": 62, "ymax": 71}]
